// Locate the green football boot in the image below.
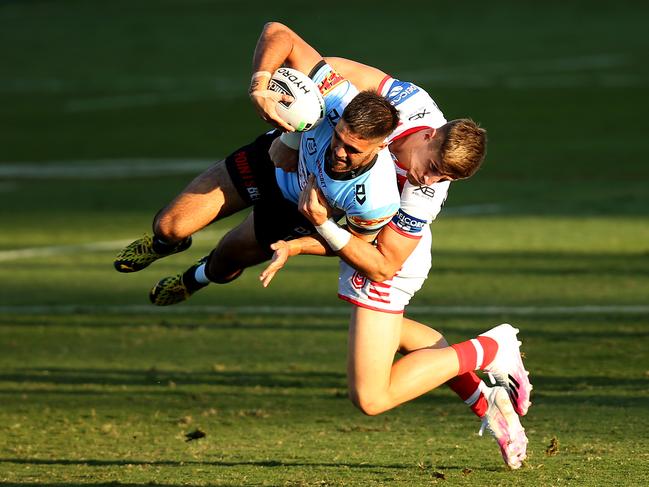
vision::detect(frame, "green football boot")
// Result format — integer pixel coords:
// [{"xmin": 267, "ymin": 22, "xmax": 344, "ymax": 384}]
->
[
  {"xmin": 113, "ymin": 234, "xmax": 192, "ymax": 273},
  {"xmin": 149, "ymin": 257, "xmax": 208, "ymax": 306}
]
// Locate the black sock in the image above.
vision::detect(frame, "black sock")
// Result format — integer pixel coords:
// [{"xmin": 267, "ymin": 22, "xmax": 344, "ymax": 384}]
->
[
  {"xmin": 182, "ymin": 265, "xmax": 209, "ymax": 292},
  {"xmin": 152, "ymin": 236, "xmax": 184, "ymax": 254}
]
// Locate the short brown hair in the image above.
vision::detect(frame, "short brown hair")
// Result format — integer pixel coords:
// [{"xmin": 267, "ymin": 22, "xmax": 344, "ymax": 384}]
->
[
  {"xmin": 438, "ymin": 119, "xmax": 487, "ymax": 179},
  {"xmin": 342, "ymin": 91, "xmax": 399, "ymax": 140}
]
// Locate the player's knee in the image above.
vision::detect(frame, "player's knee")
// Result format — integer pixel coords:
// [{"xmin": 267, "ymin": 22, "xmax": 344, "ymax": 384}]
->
[
  {"xmin": 153, "ymin": 212, "xmax": 189, "ymax": 242},
  {"xmin": 349, "ymin": 390, "xmax": 385, "ymax": 416}
]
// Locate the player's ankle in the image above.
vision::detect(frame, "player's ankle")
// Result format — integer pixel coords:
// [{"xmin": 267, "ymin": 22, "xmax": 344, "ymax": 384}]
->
[{"xmin": 152, "ymin": 235, "xmax": 187, "ymax": 254}]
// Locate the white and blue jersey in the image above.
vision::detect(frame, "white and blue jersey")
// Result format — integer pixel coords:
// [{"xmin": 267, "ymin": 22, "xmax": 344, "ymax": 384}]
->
[{"xmin": 275, "ymin": 62, "xmax": 400, "ymax": 235}]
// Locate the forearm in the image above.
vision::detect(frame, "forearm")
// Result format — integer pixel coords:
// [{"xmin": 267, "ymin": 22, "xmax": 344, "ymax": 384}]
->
[
  {"xmin": 252, "ymin": 22, "xmax": 293, "ymax": 75},
  {"xmin": 314, "ymin": 220, "xmax": 401, "ymax": 282},
  {"xmin": 287, "ymin": 234, "xmax": 336, "ymax": 257},
  {"xmin": 287, "ymin": 227, "xmax": 397, "ymax": 280},
  {"xmin": 252, "ymin": 22, "xmax": 320, "ymax": 76},
  {"xmin": 336, "ymin": 233, "xmax": 398, "ymax": 282}
]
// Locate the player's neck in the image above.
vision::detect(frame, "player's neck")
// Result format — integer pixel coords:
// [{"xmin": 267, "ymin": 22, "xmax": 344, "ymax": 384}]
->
[{"xmin": 388, "ymin": 137, "xmax": 413, "ymax": 170}]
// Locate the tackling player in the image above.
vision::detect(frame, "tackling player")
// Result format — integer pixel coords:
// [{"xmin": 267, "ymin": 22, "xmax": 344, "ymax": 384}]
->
[{"xmin": 254, "ymin": 26, "xmax": 531, "ymax": 469}]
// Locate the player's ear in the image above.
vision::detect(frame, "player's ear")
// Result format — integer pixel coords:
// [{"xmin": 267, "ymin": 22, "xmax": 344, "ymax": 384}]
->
[{"xmin": 424, "ymin": 128, "xmax": 437, "ymax": 140}]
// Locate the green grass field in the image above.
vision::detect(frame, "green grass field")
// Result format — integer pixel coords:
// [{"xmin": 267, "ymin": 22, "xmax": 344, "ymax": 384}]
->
[{"xmin": 1, "ymin": 1, "xmax": 648, "ymax": 485}]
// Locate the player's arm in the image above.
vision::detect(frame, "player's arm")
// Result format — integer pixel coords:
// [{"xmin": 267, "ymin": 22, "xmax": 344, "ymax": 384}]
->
[
  {"xmin": 259, "ymin": 222, "xmax": 387, "ymax": 288},
  {"xmin": 298, "ymin": 177, "xmax": 416, "ymax": 281},
  {"xmin": 249, "ymin": 22, "xmax": 323, "ymax": 131},
  {"xmin": 259, "ymin": 177, "xmax": 390, "ymax": 287},
  {"xmin": 323, "ymin": 57, "xmax": 388, "ymax": 93},
  {"xmin": 266, "ymin": 56, "xmax": 388, "ymax": 170}
]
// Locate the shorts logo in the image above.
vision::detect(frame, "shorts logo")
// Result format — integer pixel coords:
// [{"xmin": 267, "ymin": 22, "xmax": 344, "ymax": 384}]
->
[
  {"xmin": 387, "ymin": 81, "xmax": 419, "ymax": 106},
  {"xmin": 392, "ymin": 209, "xmax": 426, "ymax": 234},
  {"xmin": 233, "ymin": 150, "xmax": 261, "ymax": 202},
  {"xmin": 352, "ymin": 271, "xmax": 366, "ymax": 290},
  {"xmin": 355, "ymin": 184, "xmax": 366, "ymax": 205},
  {"xmin": 318, "ymin": 70, "xmax": 345, "ymax": 97}
]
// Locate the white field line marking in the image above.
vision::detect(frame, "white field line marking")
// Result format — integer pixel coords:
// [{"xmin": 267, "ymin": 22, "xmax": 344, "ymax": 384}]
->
[
  {"xmin": 0, "ymin": 304, "xmax": 647, "ymax": 316},
  {"xmin": 0, "ymin": 231, "xmax": 227, "ymax": 262},
  {"xmin": 0, "ymin": 159, "xmax": 212, "ymax": 179},
  {"xmin": 400, "ymin": 53, "xmax": 634, "ymax": 80},
  {"xmin": 1, "ymin": 54, "xmax": 640, "ymax": 110},
  {"xmin": 0, "ymin": 75, "xmax": 247, "ymax": 94},
  {"xmin": 65, "ymin": 91, "xmax": 243, "ymax": 112},
  {"xmin": 0, "ymin": 239, "xmax": 134, "ymax": 262}
]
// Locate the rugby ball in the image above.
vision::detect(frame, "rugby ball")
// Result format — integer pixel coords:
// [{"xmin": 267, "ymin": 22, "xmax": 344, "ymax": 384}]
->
[{"xmin": 268, "ymin": 67, "xmax": 325, "ymax": 132}]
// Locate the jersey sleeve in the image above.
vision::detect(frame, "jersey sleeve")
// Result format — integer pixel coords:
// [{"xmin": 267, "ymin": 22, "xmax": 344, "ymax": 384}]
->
[
  {"xmin": 388, "ymin": 181, "xmax": 450, "ymax": 238},
  {"xmin": 308, "ymin": 61, "xmax": 356, "ymax": 129},
  {"xmin": 346, "ymin": 203, "xmax": 400, "ymax": 235}
]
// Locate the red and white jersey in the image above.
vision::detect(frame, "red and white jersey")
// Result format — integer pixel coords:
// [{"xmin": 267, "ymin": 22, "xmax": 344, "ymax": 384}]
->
[
  {"xmin": 337, "ymin": 78, "xmax": 452, "ymax": 313},
  {"xmin": 378, "ymin": 76, "xmax": 447, "ymax": 144},
  {"xmin": 379, "ymin": 75, "xmax": 450, "ymax": 238},
  {"xmin": 388, "ymin": 180, "xmax": 450, "ymax": 239}
]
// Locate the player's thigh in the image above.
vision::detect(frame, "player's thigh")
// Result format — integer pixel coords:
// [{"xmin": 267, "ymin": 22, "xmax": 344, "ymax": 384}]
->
[
  {"xmin": 347, "ymin": 307, "xmax": 403, "ymax": 395},
  {"xmin": 156, "ymin": 160, "xmax": 248, "ymax": 237},
  {"xmin": 213, "ymin": 211, "xmax": 269, "ymax": 269}
]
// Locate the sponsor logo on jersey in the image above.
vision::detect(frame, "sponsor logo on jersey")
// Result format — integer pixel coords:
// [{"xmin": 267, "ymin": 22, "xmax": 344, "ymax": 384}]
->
[
  {"xmin": 392, "ymin": 209, "xmax": 426, "ymax": 234},
  {"xmin": 348, "ymin": 214, "xmax": 392, "ymax": 229},
  {"xmin": 315, "ymin": 157, "xmax": 327, "ymax": 191},
  {"xmin": 408, "ymin": 108, "xmax": 430, "ymax": 121},
  {"xmin": 327, "ymin": 108, "xmax": 341, "ymax": 127},
  {"xmin": 386, "ymin": 81, "xmax": 420, "ymax": 106},
  {"xmin": 413, "ymin": 185, "xmax": 436, "ymax": 199},
  {"xmin": 355, "ymin": 184, "xmax": 366, "ymax": 204},
  {"xmin": 318, "ymin": 70, "xmax": 345, "ymax": 97},
  {"xmin": 306, "ymin": 137, "xmax": 317, "ymax": 155}
]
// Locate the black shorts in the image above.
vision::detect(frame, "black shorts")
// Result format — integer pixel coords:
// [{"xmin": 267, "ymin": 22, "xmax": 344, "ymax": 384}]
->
[{"xmin": 224, "ymin": 131, "xmax": 315, "ymax": 254}]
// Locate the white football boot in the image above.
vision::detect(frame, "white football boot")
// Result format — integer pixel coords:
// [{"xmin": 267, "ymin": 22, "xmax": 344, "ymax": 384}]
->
[
  {"xmin": 480, "ymin": 323, "xmax": 532, "ymax": 416},
  {"xmin": 479, "ymin": 385, "xmax": 528, "ymax": 469}
]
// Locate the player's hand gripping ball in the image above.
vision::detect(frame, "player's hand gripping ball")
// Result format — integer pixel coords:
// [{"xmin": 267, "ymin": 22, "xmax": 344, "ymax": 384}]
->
[{"xmin": 268, "ymin": 67, "xmax": 325, "ymax": 132}]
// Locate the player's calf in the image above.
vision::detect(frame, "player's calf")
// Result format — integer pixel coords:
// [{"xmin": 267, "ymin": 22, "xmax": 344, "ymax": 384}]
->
[{"xmin": 451, "ymin": 324, "xmax": 532, "ymax": 416}]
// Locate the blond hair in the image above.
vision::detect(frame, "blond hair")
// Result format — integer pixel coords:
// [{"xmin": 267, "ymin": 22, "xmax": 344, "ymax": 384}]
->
[{"xmin": 438, "ymin": 119, "xmax": 487, "ymax": 179}]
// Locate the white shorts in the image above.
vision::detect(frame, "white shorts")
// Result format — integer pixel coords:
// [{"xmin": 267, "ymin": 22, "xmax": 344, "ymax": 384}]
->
[{"xmin": 337, "ymin": 227, "xmax": 432, "ymax": 313}]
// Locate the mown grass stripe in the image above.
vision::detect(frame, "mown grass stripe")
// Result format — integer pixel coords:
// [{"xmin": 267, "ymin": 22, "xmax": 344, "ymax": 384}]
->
[{"xmin": 0, "ymin": 304, "xmax": 647, "ymax": 316}]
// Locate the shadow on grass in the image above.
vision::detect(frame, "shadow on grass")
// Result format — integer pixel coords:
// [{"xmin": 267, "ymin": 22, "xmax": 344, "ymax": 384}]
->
[
  {"xmin": 0, "ymin": 367, "xmax": 346, "ymax": 389},
  {"xmin": 0, "ymin": 457, "xmax": 501, "ymax": 473},
  {"xmin": 1, "ymin": 367, "xmax": 646, "ymax": 410}
]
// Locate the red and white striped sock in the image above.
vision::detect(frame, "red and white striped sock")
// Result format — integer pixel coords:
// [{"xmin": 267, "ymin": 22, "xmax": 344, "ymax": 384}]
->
[
  {"xmin": 451, "ymin": 336, "xmax": 498, "ymax": 376},
  {"xmin": 447, "ymin": 372, "xmax": 488, "ymax": 418}
]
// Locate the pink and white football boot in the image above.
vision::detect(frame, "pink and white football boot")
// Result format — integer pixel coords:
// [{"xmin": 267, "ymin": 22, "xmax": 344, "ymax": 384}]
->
[
  {"xmin": 479, "ymin": 385, "xmax": 528, "ymax": 469},
  {"xmin": 480, "ymin": 323, "xmax": 533, "ymax": 416}
]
